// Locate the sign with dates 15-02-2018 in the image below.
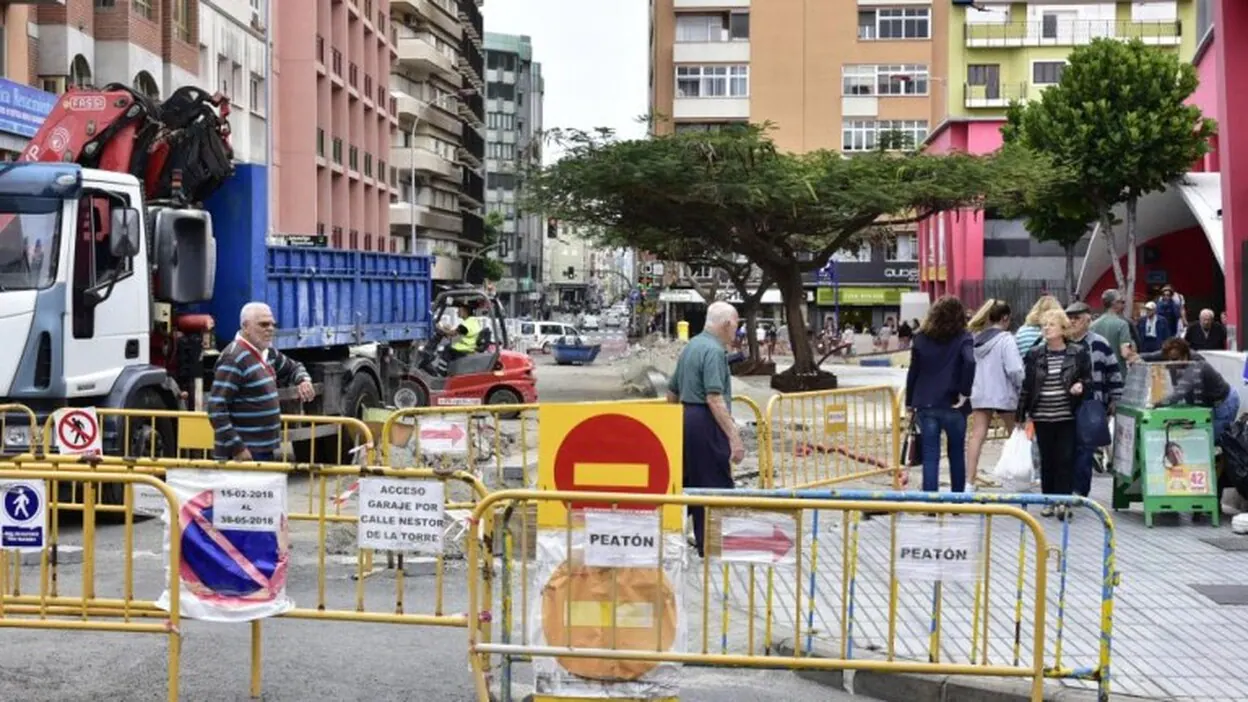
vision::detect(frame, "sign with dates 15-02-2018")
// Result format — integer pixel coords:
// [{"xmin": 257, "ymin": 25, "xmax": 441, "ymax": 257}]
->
[
  {"xmin": 212, "ymin": 484, "xmax": 285, "ymax": 532},
  {"xmin": 357, "ymin": 478, "xmax": 445, "ymax": 554}
]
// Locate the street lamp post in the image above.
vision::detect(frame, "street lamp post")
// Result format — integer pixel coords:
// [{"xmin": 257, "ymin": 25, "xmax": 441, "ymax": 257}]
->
[{"xmin": 461, "ymin": 241, "xmax": 504, "ymax": 283}]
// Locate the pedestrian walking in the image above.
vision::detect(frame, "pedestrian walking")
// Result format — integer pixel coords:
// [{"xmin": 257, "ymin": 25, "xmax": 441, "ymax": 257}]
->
[
  {"xmin": 1017, "ymin": 309, "xmax": 1092, "ymax": 519},
  {"xmin": 904, "ymin": 296, "xmax": 976, "ymax": 494},
  {"xmin": 1156, "ymin": 285, "xmax": 1184, "ymax": 338},
  {"xmin": 1014, "ymin": 295, "xmax": 1063, "ymax": 356},
  {"xmin": 1090, "ymin": 289, "xmax": 1134, "ymax": 369},
  {"xmin": 967, "ymin": 299, "xmax": 1024, "ymax": 490},
  {"xmin": 1137, "ymin": 301, "xmax": 1171, "ymax": 353},
  {"xmin": 666, "ymin": 301, "xmax": 745, "ymax": 556},
  {"xmin": 1065, "ymin": 301, "xmax": 1123, "ymax": 497},
  {"xmin": 1185, "ymin": 308, "xmax": 1228, "ymax": 351},
  {"xmin": 208, "ymin": 302, "xmax": 316, "ymax": 461}
]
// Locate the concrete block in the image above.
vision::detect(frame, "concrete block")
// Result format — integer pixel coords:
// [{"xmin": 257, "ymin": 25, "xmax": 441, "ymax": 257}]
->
[
  {"xmin": 22, "ymin": 545, "xmax": 82, "ymax": 566},
  {"xmin": 942, "ymin": 675, "xmax": 1057, "ymax": 702},
  {"xmin": 773, "ymin": 643, "xmax": 846, "ymax": 691},
  {"xmin": 852, "ymin": 669, "xmax": 946, "ymax": 702}
]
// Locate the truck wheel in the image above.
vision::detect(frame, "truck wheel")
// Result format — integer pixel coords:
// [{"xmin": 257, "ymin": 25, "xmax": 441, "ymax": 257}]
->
[
  {"xmin": 324, "ymin": 372, "xmax": 381, "ymax": 464},
  {"xmin": 485, "ymin": 387, "xmax": 523, "ymax": 420},
  {"xmin": 392, "ymin": 380, "xmax": 429, "ymax": 409},
  {"xmin": 105, "ymin": 389, "xmax": 174, "ymax": 508}
]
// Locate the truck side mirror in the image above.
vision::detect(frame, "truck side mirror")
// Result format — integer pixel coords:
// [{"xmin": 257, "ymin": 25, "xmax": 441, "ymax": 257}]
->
[{"xmin": 109, "ymin": 207, "xmax": 142, "ymax": 258}]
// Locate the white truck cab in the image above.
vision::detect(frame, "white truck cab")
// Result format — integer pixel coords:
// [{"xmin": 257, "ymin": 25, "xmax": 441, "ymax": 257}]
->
[{"xmin": 0, "ymin": 162, "xmax": 213, "ymax": 450}]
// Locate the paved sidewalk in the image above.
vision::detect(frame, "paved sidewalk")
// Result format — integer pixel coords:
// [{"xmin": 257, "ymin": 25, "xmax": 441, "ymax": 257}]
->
[{"xmin": 697, "ymin": 436, "xmax": 1248, "ymax": 701}]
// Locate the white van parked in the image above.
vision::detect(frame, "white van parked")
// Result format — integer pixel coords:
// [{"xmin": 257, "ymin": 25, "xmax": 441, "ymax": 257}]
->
[{"xmin": 516, "ymin": 320, "xmax": 581, "ymax": 354}]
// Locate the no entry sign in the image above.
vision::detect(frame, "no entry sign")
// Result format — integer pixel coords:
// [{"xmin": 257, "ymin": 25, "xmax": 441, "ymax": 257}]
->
[{"xmin": 537, "ymin": 402, "xmax": 683, "ymax": 530}]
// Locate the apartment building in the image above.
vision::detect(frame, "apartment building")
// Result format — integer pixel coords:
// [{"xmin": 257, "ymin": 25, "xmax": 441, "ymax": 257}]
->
[
  {"xmin": 0, "ymin": 5, "xmax": 54, "ymax": 160},
  {"xmin": 919, "ymin": 1, "xmax": 1197, "ymax": 301},
  {"xmin": 648, "ymin": 0, "xmax": 934, "ymax": 326},
  {"xmin": 649, "ymin": 0, "xmax": 945, "ymax": 154},
  {"xmin": 484, "ymin": 31, "xmax": 543, "ymax": 316},
  {"xmin": 386, "ymin": 0, "xmax": 485, "ymax": 282},
  {"xmin": 271, "ymin": 0, "xmax": 393, "ymax": 251}
]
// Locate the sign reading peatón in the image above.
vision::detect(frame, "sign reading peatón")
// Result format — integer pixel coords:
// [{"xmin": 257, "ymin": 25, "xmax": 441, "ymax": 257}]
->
[
  {"xmin": 895, "ymin": 517, "xmax": 983, "ymax": 582},
  {"xmin": 584, "ymin": 510, "xmax": 661, "ymax": 568},
  {"xmin": 357, "ymin": 478, "xmax": 445, "ymax": 553}
]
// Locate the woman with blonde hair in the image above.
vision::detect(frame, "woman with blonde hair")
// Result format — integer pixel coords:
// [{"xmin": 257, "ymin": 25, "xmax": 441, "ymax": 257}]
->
[
  {"xmin": 1016, "ymin": 308, "xmax": 1092, "ymax": 519},
  {"xmin": 967, "ymin": 299, "xmax": 1024, "ymax": 489},
  {"xmin": 1014, "ymin": 295, "xmax": 1063, "ymax": 356}
]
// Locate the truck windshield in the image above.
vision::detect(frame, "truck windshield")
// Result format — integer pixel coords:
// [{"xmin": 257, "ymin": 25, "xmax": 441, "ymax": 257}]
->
[{"xmin": 0, "ymin": 204, "xmax": 60, "ymax": 291}]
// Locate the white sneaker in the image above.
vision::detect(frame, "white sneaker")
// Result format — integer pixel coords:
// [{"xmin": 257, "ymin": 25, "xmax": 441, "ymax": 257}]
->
[{"xmin": 963, "ymin": 483, "xmax": 976, "ymax": 494}]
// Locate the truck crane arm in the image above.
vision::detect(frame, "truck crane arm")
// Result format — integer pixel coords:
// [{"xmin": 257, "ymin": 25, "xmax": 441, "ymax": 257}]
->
[{"xmin": 18, "ymin": 83, "xmax": 234, "ymax": 206}]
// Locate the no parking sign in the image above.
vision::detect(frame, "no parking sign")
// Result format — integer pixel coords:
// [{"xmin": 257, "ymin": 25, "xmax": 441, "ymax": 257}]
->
[{"xmin": 156, "ymin": 469, "xmax": 293, "ymax": 622}]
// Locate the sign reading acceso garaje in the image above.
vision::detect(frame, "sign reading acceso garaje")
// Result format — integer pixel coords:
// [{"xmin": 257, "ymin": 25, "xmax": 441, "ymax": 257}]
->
[
  {"xmin": 357, "ymin": 478, "xmax": 445, "ymax": 553},
  {"xmin": 895, "ymin": 517, "xmax": 983, "ymax": 582}
]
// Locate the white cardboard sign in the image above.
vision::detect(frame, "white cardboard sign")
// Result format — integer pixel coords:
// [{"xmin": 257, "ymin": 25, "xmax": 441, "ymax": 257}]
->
[
  {"xmin": 895, "ymin": 517, "xmax": 983, "ymax": 582},
  {"xmin": 720, "ymin": 516, "xmax": 797, "ymax": 566},
  {"xmin": 213, "ymin": 483, "xmax": 285, "ymax": 532},
  {"xmin": 357, "ymin": 478, "xmax": 445, "ymax": 553},
  {"xmin": 584, "ymin": 510, "xmax": 661, "ymax": 568},
  {"xmin": 418, "ymin": 419, "xmax": 469, "ymax": 455}
]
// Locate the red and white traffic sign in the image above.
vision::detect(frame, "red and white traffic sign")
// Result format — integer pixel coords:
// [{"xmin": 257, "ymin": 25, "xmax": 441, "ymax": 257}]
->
[
  {"xmin": 53, "ymin": 407, "xmax": 102, "ymax": 456},
  {"xmin": 720, "ymin": 517, "xmax": 797, "ymax": 565},
  {"xmin": 537, "ymin": 404, "xmax": 683, "ymax": 531},
  {"xmin": 418, "ymin": 419, "xmax": 467, "ymax": 454}
]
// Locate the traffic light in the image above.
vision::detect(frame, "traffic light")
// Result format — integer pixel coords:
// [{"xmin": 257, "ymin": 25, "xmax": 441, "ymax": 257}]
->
[{"xmin": 547, "ymin": 217, "xmax": 559, "ymax": 239}]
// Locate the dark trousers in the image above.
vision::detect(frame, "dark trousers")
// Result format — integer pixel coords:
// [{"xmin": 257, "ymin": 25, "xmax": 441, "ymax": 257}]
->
[
  {"xmin": 917, "ymin": 407, "xmax": 967, "ymax": 493},
  {"xmin": 1034, "ymin": 420, "xmax": 1076, "ymax": 496},
  {"xmin": 1074, "ymin": 440, "xmax": 1095, "ymax": 497},
  {"xmin": 682, "ymin": 403, "xmax": 733, "ymax": 557}
]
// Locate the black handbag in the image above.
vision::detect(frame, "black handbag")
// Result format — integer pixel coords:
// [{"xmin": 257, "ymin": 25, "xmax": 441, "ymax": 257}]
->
[{"xmin": 902, "ymin": 415, "xmax": 922, "ymax": 467}]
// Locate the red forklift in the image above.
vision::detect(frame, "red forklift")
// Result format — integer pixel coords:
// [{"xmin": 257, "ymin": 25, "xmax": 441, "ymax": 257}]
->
[{"xmin": 400, "ymin": 287, "xmax": 538, "ymax": 410}]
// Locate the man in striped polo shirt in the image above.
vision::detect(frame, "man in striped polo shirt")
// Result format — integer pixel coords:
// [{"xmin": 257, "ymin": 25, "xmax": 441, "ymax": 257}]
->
[
  {"xmin": 1065, "ymin": 301, "xmax": 1123, "ymax": 497},
  {"xmin": 208, "ymin": 302, "xmax": 315, "ymax": 461}
]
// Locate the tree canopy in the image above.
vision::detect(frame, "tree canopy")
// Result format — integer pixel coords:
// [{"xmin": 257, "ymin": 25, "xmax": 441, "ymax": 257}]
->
[
  {"xmin": 1003, "ymin": 37, "xmax": 1216, "ymax": 302},
  {"xmin": 526, "ymin": 124, "xmax": 1052, "ymax": 378}
]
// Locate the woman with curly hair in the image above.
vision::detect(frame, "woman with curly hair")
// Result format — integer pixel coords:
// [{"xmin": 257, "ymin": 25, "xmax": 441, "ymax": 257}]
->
[{"xmin": 905, "ymin": 296, "xmax": 976, "ymax": 493}]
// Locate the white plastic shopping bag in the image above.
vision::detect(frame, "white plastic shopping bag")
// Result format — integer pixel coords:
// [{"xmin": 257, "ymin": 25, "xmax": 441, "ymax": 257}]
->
[{"xmin": 994, "ymin": 428, "xmax": 1035, "ymax": 490}]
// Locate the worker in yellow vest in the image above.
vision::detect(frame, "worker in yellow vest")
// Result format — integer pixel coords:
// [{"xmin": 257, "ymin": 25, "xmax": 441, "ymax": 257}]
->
[{"xmin": 446, "ymin": 302, "xmax": 485, "ymax": 361}]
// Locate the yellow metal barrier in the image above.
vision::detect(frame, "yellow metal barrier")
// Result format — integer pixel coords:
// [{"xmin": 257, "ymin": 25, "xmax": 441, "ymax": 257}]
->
[
  {"xmin": 0, "ymin": 468, "xmax": 183, "ymax": 701},
  {"xmin": 467, "ymin": 490, "xmax": 1053, "ymax": 702},
  {"xmin": 765, "ymin": 385, "xmax": 902, "ymax": 489},
  {"xmin": 0, "ymin": 457, "xmax": 490, "ymax": 699},
  {"xmin": 379, "ymin": 394, "xmax": 770, "ymax": 492}
]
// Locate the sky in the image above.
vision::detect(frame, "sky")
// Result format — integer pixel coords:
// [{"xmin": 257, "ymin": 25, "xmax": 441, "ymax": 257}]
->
[{"xmin": 483, "ymin": 0, "xmax": 650, "ymax": 160}]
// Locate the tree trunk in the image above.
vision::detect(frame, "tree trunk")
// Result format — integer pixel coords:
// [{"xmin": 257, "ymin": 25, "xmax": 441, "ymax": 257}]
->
[
  {"xmin": 1063, "ymin": 243, "xmax": 1077, "ymax": 303},
  {"xmin": 777, "ymin": 268, "xmax": 815, "ymax": 373},
  {"xmin": 1124, "ymin": 197, "xmax": 1139, "ymax": 319},
  {"xmin": 742, "ymin": 301, "xmax": 761, "ymax": 362},
  {"xmin": 1099, "ymin": 213, "xmax": 1125, "ymax": 294}
]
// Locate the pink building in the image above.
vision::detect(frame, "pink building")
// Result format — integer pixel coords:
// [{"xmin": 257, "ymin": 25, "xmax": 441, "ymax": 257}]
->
[
  {"xmin": 921, "ymin": 1, "xmax": 1248, "ymax": 345},
  {"xmin": 273, "ymin": 0, "xmax": 398, "ymax": 251}
]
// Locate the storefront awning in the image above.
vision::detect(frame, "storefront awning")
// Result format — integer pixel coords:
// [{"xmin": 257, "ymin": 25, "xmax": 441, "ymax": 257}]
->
[
  {"xmin": 1076, "ymin": 173, "xmax": 1223, "ymax": 297},
  {"xmin": 658, "ymin": 288, "xmax": 706, "ymax": 304},
  {"xmin": 723, "ymin": 288, "xmax": 813, "ymax": 304}
]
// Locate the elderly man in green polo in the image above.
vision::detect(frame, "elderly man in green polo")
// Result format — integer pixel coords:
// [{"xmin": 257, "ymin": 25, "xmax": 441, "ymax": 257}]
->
[{"xmin": 666, "ymin": 301, "xmax": 746, "ymax": 556}]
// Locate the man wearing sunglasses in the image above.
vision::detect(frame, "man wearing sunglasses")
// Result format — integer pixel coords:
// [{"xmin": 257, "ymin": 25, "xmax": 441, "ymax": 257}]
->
[{"xmin": 208, "ymin": 302, "xmax": 315, "ymax": 461}]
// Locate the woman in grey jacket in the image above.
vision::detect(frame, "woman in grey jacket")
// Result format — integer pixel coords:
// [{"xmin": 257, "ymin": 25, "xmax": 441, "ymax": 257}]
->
[{"xmin": 967, "ymin": 300, "xmax": 1025, "ymax": 489}]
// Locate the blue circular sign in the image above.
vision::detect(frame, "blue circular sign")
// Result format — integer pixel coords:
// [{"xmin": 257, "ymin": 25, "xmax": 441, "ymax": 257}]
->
[{"xmin": 3, "ymin": 484, "xmax": 40, "ymax": 524}]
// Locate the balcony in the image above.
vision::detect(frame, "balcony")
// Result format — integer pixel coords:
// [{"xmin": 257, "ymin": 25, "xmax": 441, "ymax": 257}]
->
[
  {"xmin": 392, "ymin": 0, "xmax": 462, "ymax": 38},
  {"xmin": 389, "ymin": 202, "xmax": 464, "ymax": 234},
  {"xmin": 389, "ymin": 145, "xmax": 460, "ymax": 180},
  {"xmin": 964, "ymin": 19, "xmax": 1181, "ymax": 48},
  {"xmin": 672, "ymin": 97, "xmax": 749, "ymax": 120},
  {"xmin": 396, "ymin": 33, "xmax": 458, "ymax": 81},
  {"xmin": 392, "ymin": 92, "xmax": 462, "ymax": 134},
  {"xmin": 673, "ymin": 39, "xmax": 750, "ymax": 64},
  {"xmin": 963, "ymin": 82, "xmax": 1029, "ymax": 109},
  {"xmin": 674, "ymin": 0, "xmax": 748, "ymax": 7}
]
